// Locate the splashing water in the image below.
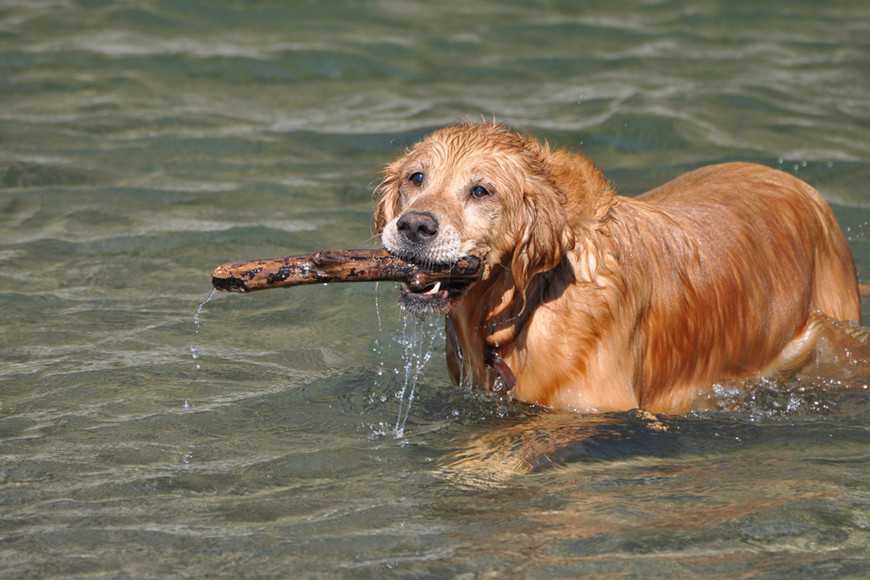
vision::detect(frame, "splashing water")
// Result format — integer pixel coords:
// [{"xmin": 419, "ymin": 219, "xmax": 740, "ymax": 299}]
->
[
  {"xmin": 370, "ymin": 282, "xmax": 388, "ymax": 384},
  {"xmin": 374, "ymin": 281, "xmax": 383, "ymax": 334},
  {"xmin": 446, "ymin": 317, "xmax": 466, "ymax": 389},
  {"xmin": 392, "ymin": 311, "xmax": 441, "ymax": 438},
  {"xmin": 192, "ymin": 288, "xmax": 216, "ymax": 338},
  {"xmin": 367, "ymin": 283, "xmax": 445, "ymax": 438},
  {"xmin": 187, "ymin": 288, "xmax": 217, "ymax": 410}
]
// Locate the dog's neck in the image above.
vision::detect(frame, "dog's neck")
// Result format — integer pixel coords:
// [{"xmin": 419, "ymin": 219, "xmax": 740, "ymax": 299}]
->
[
  {"xmin": 446, "ymin": 151, "xmax": 619, "ymax": 395},
  {"xmin": 447, "ymin": 253, "xmax": 586, "ymax": 392}
]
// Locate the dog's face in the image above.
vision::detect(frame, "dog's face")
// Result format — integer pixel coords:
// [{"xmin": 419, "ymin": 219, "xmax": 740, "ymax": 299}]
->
[{"xmin": 374, "ymin": 124, "xmax": 575, "ymax": 314}]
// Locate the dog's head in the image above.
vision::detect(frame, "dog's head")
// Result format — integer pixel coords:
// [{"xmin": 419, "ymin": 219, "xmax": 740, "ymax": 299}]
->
[{"xmin": 373, "ymin": 123, "xmax": 608, "ymax": 314}]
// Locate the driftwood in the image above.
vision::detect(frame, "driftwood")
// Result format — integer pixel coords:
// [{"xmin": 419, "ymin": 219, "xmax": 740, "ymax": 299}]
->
[{"xmin": 211, "ymin": 249, "xmax": 482, "ymax": 293}]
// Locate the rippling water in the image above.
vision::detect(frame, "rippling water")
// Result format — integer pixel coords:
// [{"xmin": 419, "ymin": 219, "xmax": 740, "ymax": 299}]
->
[{"xmin": 2, "ymin": 1, "xmax": 870, "ymax": 577}]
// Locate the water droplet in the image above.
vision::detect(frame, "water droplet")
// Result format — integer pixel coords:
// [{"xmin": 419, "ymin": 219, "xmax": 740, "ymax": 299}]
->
[
  {"xmin": 391, "ymin": 311, "xmax": 440, "ymax": 438},
  {"xmin": 191, "ymin": 289, "xmax": 217, "ymax": 370},
  {"xmin": 192, "ymin": 288, "xmax": 216, "ymax": 336}
]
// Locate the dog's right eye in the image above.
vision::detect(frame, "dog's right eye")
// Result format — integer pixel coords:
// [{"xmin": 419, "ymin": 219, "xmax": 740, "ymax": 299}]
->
[
  {"xmin": 470, "ymin": 185, "xmax": 491, "ymax": 199},
  {"xmin": 409, "ymin": 172, "xmax": 424, "ymax": 186}
]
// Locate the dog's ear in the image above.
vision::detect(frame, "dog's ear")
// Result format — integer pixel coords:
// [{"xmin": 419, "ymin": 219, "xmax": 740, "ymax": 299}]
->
[
  {"xmin": 544, "ymin": 148, "xmax": 613, "ymax": 223},
  {"xmin": 510, "ymin": 174, "xmax": 576, "ymax": 308},
  {"xmin": 372, "ymin": 160, "xmax": 403, "ymax": 234},
  {"xmin": 508, "ymin": 144, "xmax": 612, "ymax": 304}
]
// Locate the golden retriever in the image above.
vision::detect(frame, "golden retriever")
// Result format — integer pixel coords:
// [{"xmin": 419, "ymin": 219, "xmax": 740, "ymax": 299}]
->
[{"xmin": 373, "ymin": 123, "xmax": 863, "ymax": 415}]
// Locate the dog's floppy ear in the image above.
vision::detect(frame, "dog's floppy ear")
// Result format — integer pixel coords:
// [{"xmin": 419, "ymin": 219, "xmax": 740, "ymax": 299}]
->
[
  {"xmin": 508, "ymin": 145, "xmax": 612, "ymax": 304},
  {"xmin": 510, "ymin": 174, "xmax": 576, "ymax": 309},
  {"xmin": 372, "ymin": 160, "xmax": 403, "ymax": 234}
]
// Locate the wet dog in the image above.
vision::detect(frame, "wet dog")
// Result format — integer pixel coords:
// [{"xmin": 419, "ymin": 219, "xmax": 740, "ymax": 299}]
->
[{"xmin": 374, "ymin": 123, "xmax": 864, "ymax": 414}]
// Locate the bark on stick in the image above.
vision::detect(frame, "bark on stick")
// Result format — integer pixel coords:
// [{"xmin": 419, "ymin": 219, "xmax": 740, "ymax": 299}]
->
[{"xmin": 211, "ymin": 249, "xmax": 482, "ymax": 293}]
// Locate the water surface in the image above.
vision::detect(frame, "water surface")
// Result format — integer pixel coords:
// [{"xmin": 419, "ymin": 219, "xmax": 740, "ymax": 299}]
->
[{"xmin": 2, "ymin": 1, "xmax": 870, "ymax": 577}]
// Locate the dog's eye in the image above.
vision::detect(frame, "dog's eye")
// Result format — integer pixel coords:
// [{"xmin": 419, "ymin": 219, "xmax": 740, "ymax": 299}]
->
[
  {"xmin": 408, "ymin": 172, "xmax": 424, "ymax": 186},
  {"xmin": 470, "ymin": 185, "xmax": 491, "ymax": 199}
]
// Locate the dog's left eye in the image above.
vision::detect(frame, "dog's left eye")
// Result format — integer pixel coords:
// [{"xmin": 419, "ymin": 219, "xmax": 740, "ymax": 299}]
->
[
  {"xmin": 470, "ymin": 185, "xmax": 491, "ymax": 199},
  {"xmin": 409, "ymin": 172, "xmax": 424, "ymax": 186}
]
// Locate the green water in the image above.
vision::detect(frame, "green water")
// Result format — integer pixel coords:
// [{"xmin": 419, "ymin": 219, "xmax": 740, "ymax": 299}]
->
[{"xmin": 2, "ymin": 1, "xmax": 870, "ymax": 577}]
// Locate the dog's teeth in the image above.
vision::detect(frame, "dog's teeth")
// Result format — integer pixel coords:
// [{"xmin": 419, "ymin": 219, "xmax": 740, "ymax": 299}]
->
[{"xmin": 425, "ymin": 282, "xmax": 441, "ymax": 295}]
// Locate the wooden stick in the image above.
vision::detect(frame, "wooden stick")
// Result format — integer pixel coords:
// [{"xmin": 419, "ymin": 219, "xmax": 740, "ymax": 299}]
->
[{"xmin": 211, "ymin": 249, "xmax": 482, "ymax": 293}]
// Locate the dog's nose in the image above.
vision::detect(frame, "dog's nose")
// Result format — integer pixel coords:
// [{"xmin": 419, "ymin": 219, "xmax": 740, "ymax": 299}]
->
[{"xmin": 397, "ymin": 211, "xmax": 439, "ymax": 244}]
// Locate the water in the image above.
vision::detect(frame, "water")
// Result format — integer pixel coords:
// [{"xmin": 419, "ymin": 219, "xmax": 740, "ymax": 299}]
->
[
  {"xmin": 190, "ymin": 287, "xmax": 216, "ymax": 370},
  {"xmin": 392, "ymin": 312, "xmax": 440, "ymax": 439},
  {"xmin": 2, "ymin": 1, "xmax": 870, "ymax": 577}
]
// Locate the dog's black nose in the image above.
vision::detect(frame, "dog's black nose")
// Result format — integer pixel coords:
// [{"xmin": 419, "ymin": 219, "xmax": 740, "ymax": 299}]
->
[{"xmin": 397, "ymin": 211, "xmax": 439, "ymax": 244}]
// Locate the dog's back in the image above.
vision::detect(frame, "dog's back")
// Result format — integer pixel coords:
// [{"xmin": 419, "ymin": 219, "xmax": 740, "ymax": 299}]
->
[
  {"xmin": 622, "ymin": 162, "xmax": 860, "ymax": 410},
  {"xmin": 638, "ymin": 162, "xmax": 859, "ymax": 322}
]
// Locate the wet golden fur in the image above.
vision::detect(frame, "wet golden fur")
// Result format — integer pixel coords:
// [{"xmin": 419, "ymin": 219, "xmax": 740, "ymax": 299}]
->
[{"xmin": 373, "ymin": 123, "xmax": 862, "ymax": 414}]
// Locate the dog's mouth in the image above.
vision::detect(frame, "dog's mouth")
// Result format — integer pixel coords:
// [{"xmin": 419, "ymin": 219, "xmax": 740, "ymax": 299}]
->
[
  {"xmin": 399, "ymin": 277, "xmax": 475, "ymax": 314},
  {"xmin": 391, "ymin": 251, "xmax": 482, "ymax": 315}
]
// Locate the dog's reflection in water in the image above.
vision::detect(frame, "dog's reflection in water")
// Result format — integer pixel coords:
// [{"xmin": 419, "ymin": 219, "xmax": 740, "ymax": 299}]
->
[
  {"xmin": 435, "ymin": 410, "xmax": 672, "ymax": 489},
  {"xmin": 436, "ymin": 319, "xmax": 870, "ymax": 489}
]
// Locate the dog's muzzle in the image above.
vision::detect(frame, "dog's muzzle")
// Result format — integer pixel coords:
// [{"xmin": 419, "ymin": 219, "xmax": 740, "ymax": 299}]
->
[
  {"xmin": 381, "ymin": 210, "xmax": 462, "ymax": 267},
  {"xmin": 381, "ymin": 211, "xmax": 475, "ymax": 314}
]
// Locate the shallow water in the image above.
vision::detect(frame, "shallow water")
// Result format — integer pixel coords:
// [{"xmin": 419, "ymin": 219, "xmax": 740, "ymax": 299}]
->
[{"xmin": 2, "ymin": 1, "xmax": 870, "ymax": 577}]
